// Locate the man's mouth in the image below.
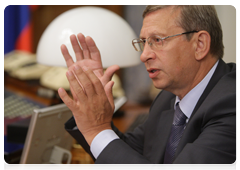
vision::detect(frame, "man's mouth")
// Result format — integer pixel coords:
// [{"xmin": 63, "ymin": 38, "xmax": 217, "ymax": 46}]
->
[
  {"xmin": 147, "ymin": 68, "xmax": 158, "ymax": 73},
  {"xmin": 150, "ymin": 69, "xmax": 157, "ymax": 73},
  {"xmin": 147, "ymin": 68, "xmax": 160, "ymax": 78}
]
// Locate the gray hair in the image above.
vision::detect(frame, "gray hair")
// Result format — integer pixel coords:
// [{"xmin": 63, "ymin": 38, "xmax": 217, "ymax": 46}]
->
[{"xmin": 143, "ymin": 5, "xmax": 224, "ymax": 59}]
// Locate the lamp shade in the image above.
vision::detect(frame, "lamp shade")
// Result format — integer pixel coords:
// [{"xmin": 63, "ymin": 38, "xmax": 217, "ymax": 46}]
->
[{"xmin": 36, "ymin": 6, "xmax": 141, "ymax": 68}]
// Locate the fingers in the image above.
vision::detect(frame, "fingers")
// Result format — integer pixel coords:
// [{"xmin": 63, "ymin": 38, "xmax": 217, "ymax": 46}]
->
[
  {"xmin": 77, "ymin": 33, "xmax": 91, "ymax": 59},
  {"xmin": 81, "ymin": 66, "xmax": 105, "ymax": 96},
  {"xmin": 101, "ymin": 65, "xmax": 120, "ymax": 85},
  {"xmin": 70, "ymin": 34, "xmax": 84, "ymax": 60},
  {"xmin": 68, "ymin": 65, "xmax": 105, "ymax": 102},
  {"xmin": 70, "ymin": 33, "xmax": 91, "ymax": 60},
  {"xmin": 66, "ymin": 69, "xmax": 88, "ymax": 103},
  {"xmin": 85, "ymin": 36, "xmax": 102, "ymax": 62},
  {"xmin": 58, "ymin": 87, "xmax": 75, "ymax": 110},
  {"xmin": 61, "ymin": 33, "xmax": 102, "ymax": 65},
  {"xmin": 104, "ymin": 81, "xmax": 115, "ymax": 111},
  {"xmin": 60, "ymin": 44, "xmax": 74, "ymax": 68},
  {"xmin": 70, "ymin": 84, "xmax": 78, "ymax": 101},
  {"xmin": 61, "ymin": 33, "xmax": 92, "ymax": 65}
]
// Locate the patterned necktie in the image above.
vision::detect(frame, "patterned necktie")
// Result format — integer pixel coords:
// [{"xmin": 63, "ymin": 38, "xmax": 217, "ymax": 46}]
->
[{"xmin": 164, "ymin": 102, "xmax": 187, "ymax": 164}]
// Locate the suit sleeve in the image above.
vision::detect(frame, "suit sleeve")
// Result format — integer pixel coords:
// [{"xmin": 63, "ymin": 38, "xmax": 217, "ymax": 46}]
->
[
  {"xmin": 95, "ymin": 139, "xmax": 151, "ymax": 163},
  {"xmin": 65, "ymin": 117, "xmax": 147, "ymax": 161}
]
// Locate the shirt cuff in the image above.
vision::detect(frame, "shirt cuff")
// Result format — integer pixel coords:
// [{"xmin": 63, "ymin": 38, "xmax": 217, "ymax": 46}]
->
[{"xmin": 90, "ymin": 129, "xmax": 119, "ymax": 159}]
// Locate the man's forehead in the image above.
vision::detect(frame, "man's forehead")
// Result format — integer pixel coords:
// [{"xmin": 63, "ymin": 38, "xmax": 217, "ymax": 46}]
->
[{"xmin": 140, "ymin": 7, "xmax": 181, "ymax": 38}]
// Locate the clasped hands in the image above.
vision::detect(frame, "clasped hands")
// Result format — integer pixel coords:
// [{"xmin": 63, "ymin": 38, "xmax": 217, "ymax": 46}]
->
[{"xmin": 58, "ymin": 33, "xmax": 119, "ymax": 145}]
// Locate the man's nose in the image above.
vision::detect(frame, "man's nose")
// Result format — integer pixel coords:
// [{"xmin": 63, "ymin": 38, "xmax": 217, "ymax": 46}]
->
[{"xmin": 140, "ymin": 44, "xmax": 156, "ymax": 62}]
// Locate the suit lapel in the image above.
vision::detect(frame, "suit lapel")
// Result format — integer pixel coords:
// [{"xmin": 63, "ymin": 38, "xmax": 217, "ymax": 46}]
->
[{"xmin": 150, "ymin": 98, "xmax": 175, "ymax": 163}]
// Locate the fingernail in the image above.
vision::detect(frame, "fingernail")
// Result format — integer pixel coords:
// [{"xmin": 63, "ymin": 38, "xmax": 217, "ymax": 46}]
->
[
  {"xmin": 67, "ymin": 71, "xmax": 73, "ymax": 76},
  {"xmin": 82, "ymin": 66, "xmax": 88, "ymax": 72},
  {"xmin": 74, "ymin": 65, "xmax": 80, "ymax": 70},
  {"xmin": 58, "ymin": 88, "xmax": 64, "ymax": 93}
]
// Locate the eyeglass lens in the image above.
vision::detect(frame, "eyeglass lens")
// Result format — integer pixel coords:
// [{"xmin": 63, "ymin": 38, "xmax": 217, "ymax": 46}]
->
[
  {"xmin": 133, "ymin": 36, "xmax": 163, "ymax": 52},
  {"xmin": 133, "ymin": 40, "xmax": 144, "ymax": 51}
]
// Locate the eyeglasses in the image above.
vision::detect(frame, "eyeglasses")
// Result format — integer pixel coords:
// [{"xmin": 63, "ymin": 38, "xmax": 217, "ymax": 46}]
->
[{"xmin": 132, "ymin": 30, "xmax": 199, "ymax": 52}]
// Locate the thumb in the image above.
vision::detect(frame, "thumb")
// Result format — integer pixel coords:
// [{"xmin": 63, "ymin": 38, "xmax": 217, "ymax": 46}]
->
[
  {"xmin": 102, "ymin": 65, "xmax": 120, "ymax": 86},
  {"xmin": 104, "ymin": 80, "xmax": 115, "ymax": 111}
]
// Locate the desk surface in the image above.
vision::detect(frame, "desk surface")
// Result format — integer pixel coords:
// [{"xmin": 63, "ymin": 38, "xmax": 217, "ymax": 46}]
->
[{"xmin": 4, "ymin": 73, "xmax": 151, "ymax": 163}]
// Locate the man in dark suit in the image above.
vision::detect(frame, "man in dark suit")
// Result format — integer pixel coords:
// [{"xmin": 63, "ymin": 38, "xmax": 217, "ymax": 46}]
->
[{"xmin": 58, "ymin": 5, "xmax": 236, "ymax": 163}]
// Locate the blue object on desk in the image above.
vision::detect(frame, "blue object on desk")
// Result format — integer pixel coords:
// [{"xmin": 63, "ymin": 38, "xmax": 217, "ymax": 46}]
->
[{"xmin": 4, "ymin": 136, "xmax": 24, "ymax": 163}]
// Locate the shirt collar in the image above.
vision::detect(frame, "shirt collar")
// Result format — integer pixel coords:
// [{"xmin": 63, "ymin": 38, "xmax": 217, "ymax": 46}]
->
[{"xmin": 175, "ymin": 60, "xmax": 219, "ymax": 119}]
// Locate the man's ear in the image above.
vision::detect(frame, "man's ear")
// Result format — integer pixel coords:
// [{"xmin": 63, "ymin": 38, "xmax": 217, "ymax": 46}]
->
[{"xmin": 195, "ymin": 31, "xmax": 211, "ymax": 61}]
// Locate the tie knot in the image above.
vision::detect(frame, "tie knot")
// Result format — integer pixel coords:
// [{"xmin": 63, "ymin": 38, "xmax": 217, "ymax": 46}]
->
[{"xmin": 173, "ymin": 103, "xmax": 187, "ymax": 126}]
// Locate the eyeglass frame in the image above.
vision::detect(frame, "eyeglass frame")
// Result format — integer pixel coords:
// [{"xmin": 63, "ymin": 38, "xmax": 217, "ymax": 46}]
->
[{"xmin": 132, "ymin": 30, "xmax": 199, "ymax": 52}]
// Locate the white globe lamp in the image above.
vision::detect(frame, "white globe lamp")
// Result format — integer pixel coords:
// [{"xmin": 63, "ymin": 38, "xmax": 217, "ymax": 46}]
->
[{"xmin": 36, "ymin": 6, "xmax": 140, "ymax": 68}]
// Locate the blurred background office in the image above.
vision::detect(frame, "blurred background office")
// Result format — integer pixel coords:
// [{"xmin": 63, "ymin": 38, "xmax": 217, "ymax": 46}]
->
[{"xmin": 4, "ymin": 5, "xmax": 238, "ymax": 104}]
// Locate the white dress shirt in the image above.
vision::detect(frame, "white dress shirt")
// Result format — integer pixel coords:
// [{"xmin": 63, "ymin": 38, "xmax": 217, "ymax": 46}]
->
[{"xmin": 90, "ymin": 60, "xmax": 219, "ymax": 159}]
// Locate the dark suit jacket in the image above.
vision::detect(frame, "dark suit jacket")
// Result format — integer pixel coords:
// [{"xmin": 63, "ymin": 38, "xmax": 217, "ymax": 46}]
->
[{"xmin": 65, "ymin": 59, "xmax": 236, "ymax": 164}]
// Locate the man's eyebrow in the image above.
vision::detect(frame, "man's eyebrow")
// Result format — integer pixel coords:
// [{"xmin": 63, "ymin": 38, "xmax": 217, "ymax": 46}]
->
[
  {"xmin": 140, "ymin": 31, "xmax": 166, "ymax": 39},
  {"xmin": 139, "ymin": 34, "xmax": 146, "ymax": 39}
]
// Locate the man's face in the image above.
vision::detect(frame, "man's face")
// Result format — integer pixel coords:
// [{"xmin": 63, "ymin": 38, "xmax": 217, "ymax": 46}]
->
[{"xmin": 140, "ymin": 7, "xmax": 198, "ymax": 96}]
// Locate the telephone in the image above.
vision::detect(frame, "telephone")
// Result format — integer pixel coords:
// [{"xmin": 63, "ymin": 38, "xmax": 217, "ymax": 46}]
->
[
  {"xmin": 4, "ymin": 50, "xmax": 51, "ymax": 80},
  {"xmin": 40, "ymin": 67, "xmax": 70, "ymax": 91},
  {"xmin": 40, "ymin": 67, "xmax": 125, "ymax": 95},
  {"xmin": 4, "ymin": 50, "xmax": 37, "ymax": 72},
  {"xmin": 4, "ymin": 51, "xmax": 126, "ymax": 96}
]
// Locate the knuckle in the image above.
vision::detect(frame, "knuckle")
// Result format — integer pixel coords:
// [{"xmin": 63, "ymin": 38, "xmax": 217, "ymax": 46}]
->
[
  {"xmin": 69, "ymin": 65, "xmax": 75, "ymax": 71},
  {"xmin": 65, "ymin": 100, "xmax": 74, "ymax": 108},
  {"xmin": 84, "ymin": 81, "xmax": 93, "ymax": 90},
  {"xmin": 92, "ymin": 78, "xmax": 101, "ymax": 86},
  {"xmin": 59, "ymin": 92, "xmax": 74, "ymax": 109},
  {"xmin": 75, "ymin": 87, "xmax": 84, "ymax": 95}
]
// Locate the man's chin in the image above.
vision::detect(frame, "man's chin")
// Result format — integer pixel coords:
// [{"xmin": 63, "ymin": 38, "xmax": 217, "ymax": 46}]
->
[{"xmin": 152, "ymin": 81, "xmax": 167, "ymax": 90}]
